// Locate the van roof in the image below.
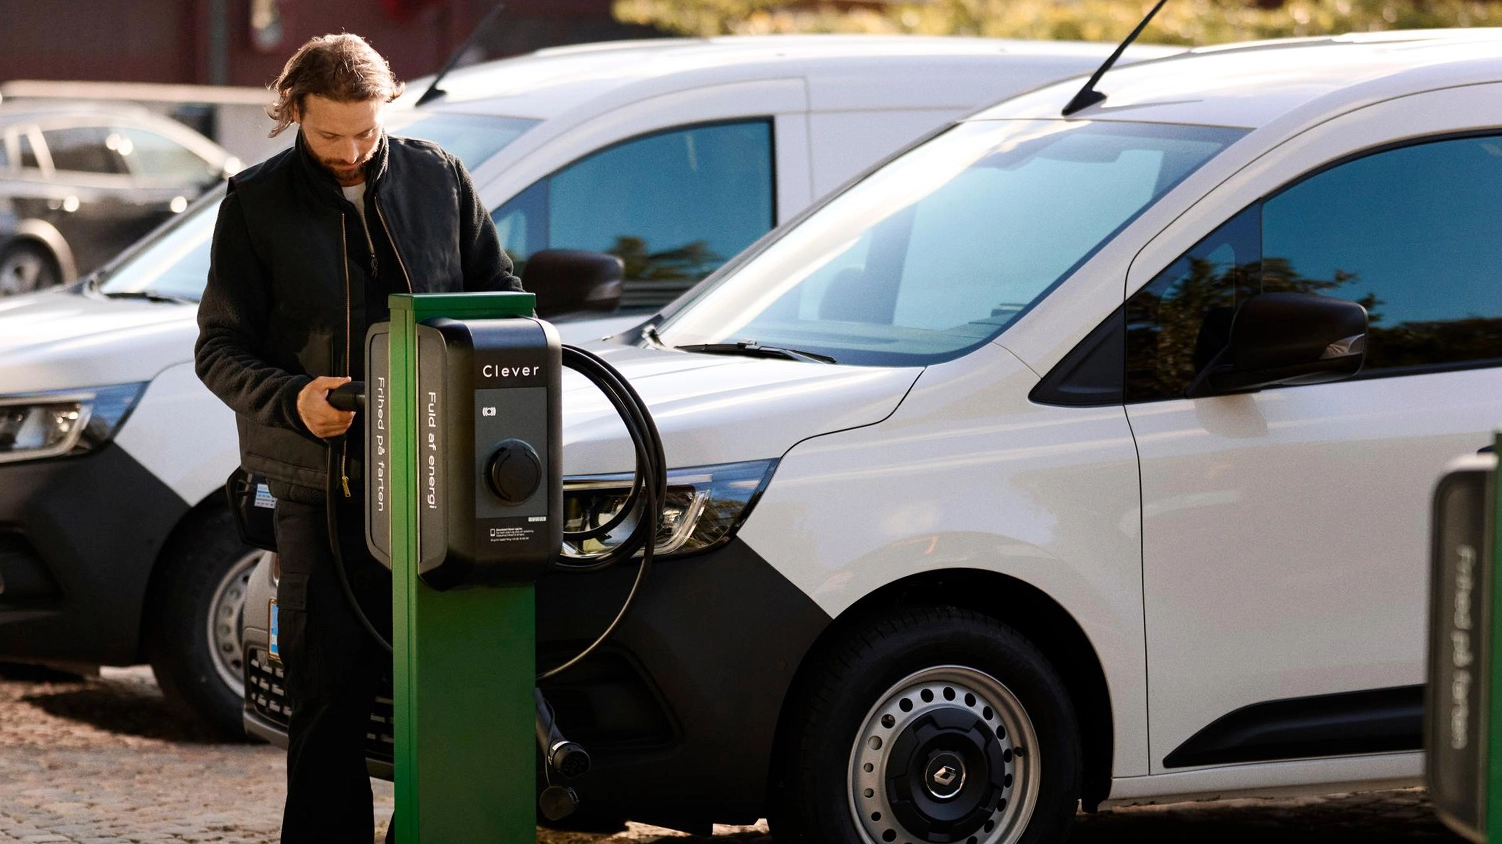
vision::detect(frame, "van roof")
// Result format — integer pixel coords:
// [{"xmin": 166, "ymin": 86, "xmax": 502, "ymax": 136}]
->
[
  {"xmin": 403, "ymin": 34, "xmax": 1179, "ymax": 119},
  {"xmin": 977, "ymin": 28, "xmax": 1502, "ymax": 129}
]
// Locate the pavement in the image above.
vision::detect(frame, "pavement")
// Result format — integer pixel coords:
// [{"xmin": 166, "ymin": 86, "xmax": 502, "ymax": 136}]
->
[{"xmin": 0, "ymin": 665, "xmax": 1468, "ymax": 843}]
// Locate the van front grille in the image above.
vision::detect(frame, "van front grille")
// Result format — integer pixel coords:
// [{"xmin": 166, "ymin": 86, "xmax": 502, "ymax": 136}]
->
[{"xmin": 246, "ymin": 647, "xmax": 393, "ymax": 763}]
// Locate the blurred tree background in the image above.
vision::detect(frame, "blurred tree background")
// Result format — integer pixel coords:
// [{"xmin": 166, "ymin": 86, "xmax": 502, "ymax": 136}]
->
[{"xmin": 614, "ymin": 0, "xmax": 1497, "ymax": 45}]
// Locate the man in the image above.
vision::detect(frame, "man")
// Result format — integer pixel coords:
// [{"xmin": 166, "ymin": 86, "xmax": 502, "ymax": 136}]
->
[{"xmin": 195, "ymin": 34, "xmax": 520, "ymax": 842}]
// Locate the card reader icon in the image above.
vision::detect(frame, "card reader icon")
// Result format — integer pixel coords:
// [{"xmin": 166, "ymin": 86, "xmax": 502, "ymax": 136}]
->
[{"xmin": 482, "ymin": 406, "xmax": 497, "ymax": 417}]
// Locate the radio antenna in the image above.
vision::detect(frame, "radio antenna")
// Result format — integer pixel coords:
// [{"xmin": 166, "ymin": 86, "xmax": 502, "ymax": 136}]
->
[
  {"xmin": 417, "ymin": 2, "xmax": 507, "ymax": 107},
  {"xmin": 1062, "ymin": 0, "xmax": 1169, "ymax": 116}
]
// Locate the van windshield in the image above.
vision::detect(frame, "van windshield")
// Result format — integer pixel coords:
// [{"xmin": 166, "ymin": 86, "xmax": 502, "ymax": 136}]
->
[
  {"xmin": 96, "ymin": 112, "xmax": 537, "ymax": 301},
  {"xmin": 656, "ymin": 119, "xmax": 1245, "ymax": 367}
]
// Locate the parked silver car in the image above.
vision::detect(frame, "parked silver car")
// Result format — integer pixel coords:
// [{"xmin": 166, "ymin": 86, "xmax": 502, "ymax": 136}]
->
[{"xmin": 0, "ymin": 102, "xmax": 238, "ymax": 295}]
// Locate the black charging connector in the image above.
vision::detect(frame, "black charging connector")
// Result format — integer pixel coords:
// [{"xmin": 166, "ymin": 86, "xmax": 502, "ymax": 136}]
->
[
  {"xmin": 535, "ymin": 688, "xmax": 590, "ymax": 778},
  {"xmin": 325, "ymin": 381, "xmax": 391, "ymax": 656},
  {"xmin": 328, "ymin": 381, "xmax": 365, "ymax": 412}
]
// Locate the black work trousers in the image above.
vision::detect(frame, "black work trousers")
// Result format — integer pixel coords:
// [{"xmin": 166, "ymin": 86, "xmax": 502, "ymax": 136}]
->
[{"xmin": 273, "ymin": 495, "xmax": 394, "ymax": 844}]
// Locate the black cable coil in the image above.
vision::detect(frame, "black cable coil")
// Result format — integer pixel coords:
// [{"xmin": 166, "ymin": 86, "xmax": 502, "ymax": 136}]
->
[{"xmin": 321, "ymin": 343, "xmax": 668, "ymax": 683}]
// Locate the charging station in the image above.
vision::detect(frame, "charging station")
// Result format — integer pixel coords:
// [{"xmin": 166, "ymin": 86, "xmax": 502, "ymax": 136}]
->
[
  {"xmin": 367, "ymin": 292, "xmax": 550, "ymax": 842},
  {"xmin": 327, "ymin": 291, "xmax": 663, "ymax": 843},
  {"xmin": 1427, "ymin": 434, "xmax": 1502, "ymax": 843}
]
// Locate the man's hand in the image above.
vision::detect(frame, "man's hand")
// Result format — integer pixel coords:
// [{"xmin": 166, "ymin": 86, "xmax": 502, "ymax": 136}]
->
[{"xmin": 298, "ymin": 376, "xmax": 355, "ymax": 438}]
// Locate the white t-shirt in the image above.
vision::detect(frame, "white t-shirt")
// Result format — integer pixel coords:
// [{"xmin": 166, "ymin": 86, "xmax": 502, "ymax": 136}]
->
[
  {"xmin": 341, "ymin": 181, "xmax": 376, "ymax": 256},
  {"xmin": 341, "ymin": 181, "xmax": 369, "ymax": 229}
]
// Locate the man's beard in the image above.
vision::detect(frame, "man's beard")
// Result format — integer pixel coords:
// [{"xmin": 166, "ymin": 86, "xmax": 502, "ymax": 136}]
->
[{"xmin": 319, "ymin": 150, "xmax": 374, "ymax": 185}]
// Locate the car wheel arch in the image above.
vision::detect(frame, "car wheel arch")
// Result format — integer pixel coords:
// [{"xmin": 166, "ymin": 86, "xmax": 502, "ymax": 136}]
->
[
  {"xmin": 136, "ymin": 491, "xmax": 262, "ymax": 738},
  {"xmin": 767, "ymin": 567, "xmax": 1114, "ymax": 817},
  {"xmin": 136, "ymin": 493, "xmax": 231, "ymax": 662}
]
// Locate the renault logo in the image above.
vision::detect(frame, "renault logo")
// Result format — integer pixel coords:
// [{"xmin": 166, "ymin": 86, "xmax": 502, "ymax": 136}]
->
[{"xmin": 923, "ymin": 752, "xmax": 966, "ymax": 800}]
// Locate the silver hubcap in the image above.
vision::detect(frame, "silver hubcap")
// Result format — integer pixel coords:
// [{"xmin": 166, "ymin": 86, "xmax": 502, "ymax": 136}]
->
[
  {"xmin": 0, "ymin": 249, "xmax": 48, "ymax": 295},
  {"xmin": 206, "ymin": 550, "xmax": 263, "ymax": 698},
  {"xmin": 849, "ymin": 666, "xmax": 1041, "ymax": 844}
]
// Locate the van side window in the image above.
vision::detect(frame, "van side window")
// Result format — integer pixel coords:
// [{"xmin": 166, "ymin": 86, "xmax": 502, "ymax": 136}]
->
[
  {"xmin": 1124, "ymin": 134, "xmax": 1502, "ymax": 403},
  {"xmin": 1125, "ymin": 206, "xmax": 1259, "ymax": 402},
  {"xmin": 491, "ymin": 120, "xmax": 775, "ymax": 309},
  {"xmin": 1262, "ymin": 135, "xmax": 1502, "ymax": 373},
  {"xmin": 491, "ymin": 180, "xmax": 546, "ymax": 275}
]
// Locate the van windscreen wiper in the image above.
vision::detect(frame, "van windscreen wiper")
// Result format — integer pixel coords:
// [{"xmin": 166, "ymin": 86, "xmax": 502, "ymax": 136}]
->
[
  {"xmin": 676, "ymin": 341, "xmax": 837, "ymax": 365},
  {"xmin": 102, "ymin": 290, "xmax": 196, "ymax": 305}
]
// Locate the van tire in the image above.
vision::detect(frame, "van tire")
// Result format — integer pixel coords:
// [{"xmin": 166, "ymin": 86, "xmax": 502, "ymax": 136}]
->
[
  {"xmin": 143, "ymin": 506, "xmax": 259, "ymax": 740},
  {"xmin": 772, "ymin": 606, "xmax": 1080, "ymax": 844}
]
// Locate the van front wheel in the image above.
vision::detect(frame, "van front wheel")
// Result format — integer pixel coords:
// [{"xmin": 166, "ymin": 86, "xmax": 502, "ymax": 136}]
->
[{"xmin": 773, "ymin": 607, "xmax": 1080, "ymax": 844}]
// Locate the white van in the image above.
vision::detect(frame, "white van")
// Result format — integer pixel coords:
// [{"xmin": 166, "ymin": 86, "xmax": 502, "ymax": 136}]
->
[
  {"xmin": 0, "ymin": 36, "xmax": 1159, "ymax": 736},
  {"xmin": 243, "ymin": 28, "xmax": 1502, "ymax": 841}
]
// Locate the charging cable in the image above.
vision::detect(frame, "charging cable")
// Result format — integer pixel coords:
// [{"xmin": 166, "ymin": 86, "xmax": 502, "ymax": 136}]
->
[
  {"xmin": 320, "ymin": 342, "xmax": 667, "ymax": 674},
  {"xmin": 539, "ymin": 344, "xmax": 666, "ymax": 680}
]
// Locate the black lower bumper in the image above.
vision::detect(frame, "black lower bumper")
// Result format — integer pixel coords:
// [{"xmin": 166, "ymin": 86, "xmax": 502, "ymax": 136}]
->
[
  {"xmin": 244, "ymin": 537, "xmax": 831, "ymax": 827},
  {"xmin": 537, "ymin": 538, "xmax": 831, "ymax": 826},
  {"xmin": 0, "ymin": 445, "xmax": 187, "ymax": 665}
]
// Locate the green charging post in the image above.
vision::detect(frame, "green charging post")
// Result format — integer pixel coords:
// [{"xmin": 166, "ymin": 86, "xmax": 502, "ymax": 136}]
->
[
  {"xmin": 1427, "ymin": 431, "xmax": 1502, "ymax": 843},
  {"xmin": 348, "ymin": 288, "xmax": 661, "ymax": 841},
  {"xmin": 367, "ymin": 291, "xmax": 560, "ymax": 843}
]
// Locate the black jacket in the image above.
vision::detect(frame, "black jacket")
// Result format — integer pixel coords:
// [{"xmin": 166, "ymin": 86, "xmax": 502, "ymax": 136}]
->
[{"xmin": 196, "ymin": 131, "xmax": 521, "ymax": 503}]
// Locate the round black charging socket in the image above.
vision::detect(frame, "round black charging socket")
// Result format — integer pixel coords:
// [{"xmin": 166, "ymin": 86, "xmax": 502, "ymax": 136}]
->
[{"xmin": 486, "ymin": 439, "xmax": 543, "ymax": 505}]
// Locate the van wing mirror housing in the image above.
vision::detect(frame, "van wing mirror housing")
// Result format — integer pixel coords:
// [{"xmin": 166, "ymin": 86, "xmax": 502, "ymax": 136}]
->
[
  {"xmin": 524, "ymin": 249, "xmax": 624, "ymax": 318},
  {"xmin": 1187, "ymin": 291, "xmax": 1368, "ymax": 398}
]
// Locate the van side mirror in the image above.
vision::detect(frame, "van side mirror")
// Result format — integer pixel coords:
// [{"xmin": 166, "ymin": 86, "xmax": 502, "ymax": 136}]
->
[
  {"xmin": 524, "ymin": 249, "xmax": 624, "ymax": 318},
  {"xmin": 1187, "ymin": 291, "xmax": 1367, "ymax": 397}
]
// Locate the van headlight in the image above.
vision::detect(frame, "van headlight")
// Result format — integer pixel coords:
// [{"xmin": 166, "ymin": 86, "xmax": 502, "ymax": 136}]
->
[
  {"xmin": 0, "ymin": 383, "xmax": 147, "ymax": 464},
  {"xmin": 562, "ymin": 459, "xmax": 777, "ymax": 559}
]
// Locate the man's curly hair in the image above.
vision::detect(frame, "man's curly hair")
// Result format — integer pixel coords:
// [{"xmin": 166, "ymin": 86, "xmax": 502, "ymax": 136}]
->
[{"xmin": 266, "ymin": 33, "xmax": 405, "ymax": 138}]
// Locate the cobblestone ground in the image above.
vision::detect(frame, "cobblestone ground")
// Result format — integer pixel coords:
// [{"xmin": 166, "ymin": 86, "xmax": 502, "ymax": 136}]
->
[{"xmin": 0, "ymin": 666, "xmax": 1467, "ymax": 843}]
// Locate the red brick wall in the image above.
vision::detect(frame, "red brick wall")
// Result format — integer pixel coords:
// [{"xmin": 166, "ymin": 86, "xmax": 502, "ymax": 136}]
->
[{"xmin": 0, "ymin": 0, "xmax": 662, "ymax": 87}]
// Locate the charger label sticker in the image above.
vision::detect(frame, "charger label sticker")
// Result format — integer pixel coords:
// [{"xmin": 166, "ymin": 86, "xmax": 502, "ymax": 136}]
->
[{"xmin": 488, "ymin": 524, "xmax": 537, "ymax": 543}]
